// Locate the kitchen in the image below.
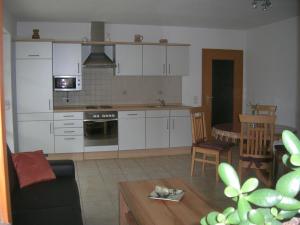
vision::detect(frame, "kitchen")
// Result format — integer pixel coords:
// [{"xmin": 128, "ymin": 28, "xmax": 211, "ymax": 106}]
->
[{"xmin": 15, "ymin": 22, "xmax": 192, "ymax": 159}]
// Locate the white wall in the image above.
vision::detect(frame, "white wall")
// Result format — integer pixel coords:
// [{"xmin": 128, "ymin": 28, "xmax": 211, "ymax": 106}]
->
[
  {"xmin": 4, "ymin": 6, "xmax": 16, "ymax": 36},
  {"xmin": 246, "ymin": 17, "xmax": 299, "ymax": 130},
  {"xmin": 17, "ymin": 21, "xmax": 247, "ymax": 107}
]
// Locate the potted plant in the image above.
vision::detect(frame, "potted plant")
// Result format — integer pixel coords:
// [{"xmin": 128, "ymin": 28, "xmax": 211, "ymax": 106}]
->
[{"xmin": 201, "ymin": 130, "xmax": 300, "ymax": 225}]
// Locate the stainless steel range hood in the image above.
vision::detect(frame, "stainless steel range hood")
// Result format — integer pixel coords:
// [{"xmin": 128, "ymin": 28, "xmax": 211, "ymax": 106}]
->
[{"xmin": 83, "ymin": 22, "xmax": 116, "ymax": 68}]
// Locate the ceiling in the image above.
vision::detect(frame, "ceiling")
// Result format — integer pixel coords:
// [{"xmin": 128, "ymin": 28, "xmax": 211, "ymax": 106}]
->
[{"xmin": 5, "ymin": 0, "xmax": 300, "ymax": 29}]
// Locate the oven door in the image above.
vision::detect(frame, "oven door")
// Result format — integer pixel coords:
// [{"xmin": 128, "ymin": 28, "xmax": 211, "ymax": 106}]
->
[
  {"xmin": 84, "ymin": 119, "xmax": 118, "ymax": 148},
  {"xmin": 54, "ymin": 76, "xmax": 81, "ymax": 91}
]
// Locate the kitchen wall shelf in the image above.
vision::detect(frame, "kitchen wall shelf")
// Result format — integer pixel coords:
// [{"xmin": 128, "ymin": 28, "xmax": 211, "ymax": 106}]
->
[{"xmin": 14, "ymin": 38, "xmax": 190, "ymax": 46}]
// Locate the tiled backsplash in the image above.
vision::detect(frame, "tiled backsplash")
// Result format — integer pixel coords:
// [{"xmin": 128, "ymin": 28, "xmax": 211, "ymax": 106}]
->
[{"xmin": 53, "ymin": 68, "xmax": 182, "ymax": 106}]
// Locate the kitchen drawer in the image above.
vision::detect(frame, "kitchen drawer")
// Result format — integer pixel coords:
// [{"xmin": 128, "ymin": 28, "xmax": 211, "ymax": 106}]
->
[
  {"xmin": 118, "ymin": 111, "xmax": 145, "ymax": 119},
  {"xmin": 54, "ymin": 127, "xmax": 83, "ymax": 136},
  {"xmin": 54, "ymin": 112, "xmax": 83, "ymax": 120},
  {"xmin": 54, "ymin": 120, "xmax": 83, "ymax": 128},
  {"xmin": 55, "ymin": 135, "xmax": 83, "ymax": 153},
  {"xmin": 16, "ymin": 42, "xmax": 52, "ymax": 59},
  {"xmin": 170, "ymin": 110, "xmax": 190, "ymax": 117},
  {"xmin": 146, "ymin": 110, "xmax": 169, "ymax": 118}
]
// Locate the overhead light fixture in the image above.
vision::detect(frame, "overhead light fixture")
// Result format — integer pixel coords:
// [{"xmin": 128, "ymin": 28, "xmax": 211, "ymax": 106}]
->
[{"xmin": 252, "ymin": 0, "xmax": 272, "ymax": 11}]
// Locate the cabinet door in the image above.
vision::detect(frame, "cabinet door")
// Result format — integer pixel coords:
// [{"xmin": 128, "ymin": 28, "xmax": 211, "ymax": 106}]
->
[
  {"xmin": 167, "ymin": 46, "xmax": 189, "ymax": 76},
  {"xmin": 53, "ymin": 43, "xmax": 82, "ymax": 76},
  {"xmin": 170, "ymin": 116, "xmax": 192, "ymax": 147},
  {"xmin": 55, "ymin": 136, "xmax": 83, "ymax": 153},
  {"xmin": 143, "ymin": 45, "xmax": 166, "ymax": 76},
  {"xmin": 146, "ymin": 117, "xmax": 169, "ymax": 149},
  {"xmin": 16, "ymin": 42, "xmax": 52, "ymax": 59},
  {"xmin": 115, "ymin": 45, "xmax": 142, "ymax": 76},
  {"xmin": 16, "ymin": 60, "xmax": 53, "ymax": 113},
  {"xmin": 18, "ymin": 121, "xmax": 54, "ymax": 153},
  {"xmin": 119, "ymin": 118, "xmax": 145, "ymax": 150}
]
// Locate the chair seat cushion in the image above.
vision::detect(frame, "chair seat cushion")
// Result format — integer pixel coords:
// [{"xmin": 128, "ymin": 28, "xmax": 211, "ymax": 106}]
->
[{"xmin": 193, "ymin": 140, "xmax": 232, "ymax": 151}]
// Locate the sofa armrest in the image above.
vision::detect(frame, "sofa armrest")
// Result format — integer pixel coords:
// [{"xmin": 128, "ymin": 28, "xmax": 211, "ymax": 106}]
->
[{"xmin": 48, "ymin": 160, "xmax": 75, "ymax": 179}]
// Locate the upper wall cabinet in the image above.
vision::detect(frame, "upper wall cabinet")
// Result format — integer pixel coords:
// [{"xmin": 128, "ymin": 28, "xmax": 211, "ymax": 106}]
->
[
  {"xmin": 53, "ymin": 43, "xmax": 82, "ymax": 76},
  {"xmin": 115, "ymin": 45, "xmax": 142, "ymax": 76},
  {"xmin": 16, "ymin": 42, "xmax": 52, "ymax": 59},
  {"xmin": 143, "ymin": 45, "xmax": 166, "ymax": 76},
  {"xmin": 166, "ymin": 46, "xmax": 189, "ymax": 76}
]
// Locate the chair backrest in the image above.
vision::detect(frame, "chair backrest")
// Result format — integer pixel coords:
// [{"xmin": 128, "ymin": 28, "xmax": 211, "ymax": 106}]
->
[
  {"xmin": 239, "ymin": 114, "xmax": 276, "ymax": 158},
  {"xmin": 190, "ymin": 107, "xmax": 207, "ymax": 144},
  {"xmin": 254, "ymin": 104, "xmax": 277, "ymax": 115}
]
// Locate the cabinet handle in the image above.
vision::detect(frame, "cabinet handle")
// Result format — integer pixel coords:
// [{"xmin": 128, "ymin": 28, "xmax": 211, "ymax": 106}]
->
[
  {"xmin": 64, "ymin": 137, "xmax": 76, "ymax": 140},
  {"xmin": 48, "ymin": 99, "xmax": 51, "ymax": 110},
  {"xmin": 28, "ymin": 54, "xmax": 40, "ymax": 57},
  {"xmin": 172, "ymin": 119, "xmax": 175, "ymax": 130},
  {"xmin": 168, "ymin": 64, "xmax": 171, "ymax": 74},
  {"xmin": 64, "ymin": 123, "xmax": 75, "ymax": 126},
  {"xmin": 163, "ymin": 64, "xmax": 165, "ymax": 75},
  {"xmin": 50, "ymin": 123, "xmax": 52, "ymax": 134},
  {"xmin": 64, "ymin": 130, "xmax": 75, "ymax": 133},
  {"xmin": 167, "ymin": 119, "xmax": 169, "ymax": 130},
  {"xmin": 77, "ymin": 63, "xmax": 80, "ymax": 74},
  {"xmin": 127, "ymin": 113, "xmax": 138, "ymax": 116},
  {"xmin": 63, "ymin": 115, "xmax": 74, "ymax": 118},
  {"xmin": 117, "ymin": 63, "xmax": 120, "ymax": 74}
]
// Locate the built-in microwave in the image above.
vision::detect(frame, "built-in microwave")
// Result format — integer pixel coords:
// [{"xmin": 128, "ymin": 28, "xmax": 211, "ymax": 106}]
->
[{"xmin": 54, "ymin": 76, "xmax": 82, "ymax": 91}]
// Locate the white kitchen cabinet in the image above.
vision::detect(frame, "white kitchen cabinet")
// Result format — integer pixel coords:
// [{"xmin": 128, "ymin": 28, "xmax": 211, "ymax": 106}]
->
[
  {"xmin": 54, "ymin": 112, "xmax": 83, "ymax": 153},
  {"xmin": 118, "ymin": 111, "xmax": 145, "ymax": 150},
  {"xmin": 54, "ymin": 136, "xmax": 83, "ymax": 153},
  {"xmin": 53, "ymin": 43, "xmax": 82, "ymax": 76},
  {"xmin": 16, "ymin": 59, "xmax": 53, "ymax": 113},
  {"xmin": 169, "ymin": 110, "xmax": 192, "ymax": 147},
  {"xmin": 115, "ymin": 45, "xmax": 142, "ymax": 76},
  {"xmin": 166, "ymin": 46, "xmax": 189, "ymax": 76},
  {"xmin": 146, "ymin": 110, "xmax": 170, "ymax": 149},
  {"xmin": 16, "ymin": 42, "xmax": 52, "ymax": 59},
  {"xmin": 142, "ymin": 45, "xmax": 166, "ymax": 76},
  {"xmin": 18, "ymin": 120, "xmax": 54, "ymax": 154}
]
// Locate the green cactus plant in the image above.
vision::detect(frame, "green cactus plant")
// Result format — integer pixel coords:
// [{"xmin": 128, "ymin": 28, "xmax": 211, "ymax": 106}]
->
[{"xmin": 200, "ymin": 130, "xmax": 300, "ymax": 225}]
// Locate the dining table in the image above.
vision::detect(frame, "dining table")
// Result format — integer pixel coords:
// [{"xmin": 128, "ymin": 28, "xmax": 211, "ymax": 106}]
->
[{"xmin": 212, "ymin": 122, "xmax": 297, "ymax": 143}]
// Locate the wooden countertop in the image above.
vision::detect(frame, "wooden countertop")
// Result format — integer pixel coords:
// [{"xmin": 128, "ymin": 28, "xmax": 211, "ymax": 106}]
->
[{"xmin": 54, "ymin": 104, "xmax": 192, "ymax": 112}]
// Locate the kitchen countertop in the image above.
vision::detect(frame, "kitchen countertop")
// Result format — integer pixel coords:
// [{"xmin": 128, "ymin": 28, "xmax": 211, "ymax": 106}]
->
[{"xmin": 54, "ymin": 104, "xmax": 193, "ymax": 112}]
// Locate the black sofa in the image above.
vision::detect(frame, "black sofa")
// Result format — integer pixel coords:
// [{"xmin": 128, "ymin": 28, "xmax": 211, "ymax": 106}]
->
[{"xmin": 7, "ymin": 147, "xmax": 84, "ymax": 225}]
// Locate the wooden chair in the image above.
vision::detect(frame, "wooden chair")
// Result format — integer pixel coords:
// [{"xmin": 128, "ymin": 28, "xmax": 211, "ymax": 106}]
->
[
  {"xmin": 190, "ymin": 107, "xmax": 232, "ymax": 182},
  {"xmin": 254, "ymin": 104, "xmax": 277, "ymax": 115},
  {"xmin": 238, "ymin": 114, "xmax": 276, "ymax": 187}
]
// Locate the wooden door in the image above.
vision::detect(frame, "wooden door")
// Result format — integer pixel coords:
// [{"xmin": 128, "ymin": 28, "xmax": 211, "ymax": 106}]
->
[
  {"xmin": 0, "ymin": 0, "xmax": 13, "ymax": 222},
  {"xmin": 202, "ymin": 49, "xmax": 243, "ymax": 135}
]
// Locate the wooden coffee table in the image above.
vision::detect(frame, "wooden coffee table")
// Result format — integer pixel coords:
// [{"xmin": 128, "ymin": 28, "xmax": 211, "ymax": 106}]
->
[{"xmin": 119, "ymin": 178, "xmax": 217, "ymax": 225}]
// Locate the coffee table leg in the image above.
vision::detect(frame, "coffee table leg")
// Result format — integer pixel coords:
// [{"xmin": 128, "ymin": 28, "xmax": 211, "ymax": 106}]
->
[{"xmin": 119, "ymin": 192, "xmax": 129, "ymax": 225}]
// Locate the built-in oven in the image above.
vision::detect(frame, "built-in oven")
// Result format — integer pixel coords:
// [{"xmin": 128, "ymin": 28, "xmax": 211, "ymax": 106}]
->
[
  {"xmin": 54, "ymin": 76, "xmax": 82, "ymax": 91},
  {"xmin": 83, "ymin": 111, "xmax": 118, "ymax": 152}
]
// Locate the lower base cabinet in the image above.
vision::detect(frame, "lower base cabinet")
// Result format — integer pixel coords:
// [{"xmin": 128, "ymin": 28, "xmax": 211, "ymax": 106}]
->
[
  {"xmin": 54, "ymin": 136, "xmax": 83, "ymax": 153},
  {"xmin": 169, "ymin": 116, "xmax": 192, "ymax": 147},
  {"xmin": 118, "ymin": 111, "xmax": 146, "ymax": 150},
  {"xmin": 146, "ymin": 117, "xmax": 169, "ymax": 149},
  {"xmin": 18, "ymin": 120, "xmax": 54, "ymax": 154}
]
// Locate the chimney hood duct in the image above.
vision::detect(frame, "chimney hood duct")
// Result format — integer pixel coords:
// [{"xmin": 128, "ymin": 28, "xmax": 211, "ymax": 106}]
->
[{"xmin": 83, "ymin": 22, "xmax": 116, "ymax": 68}]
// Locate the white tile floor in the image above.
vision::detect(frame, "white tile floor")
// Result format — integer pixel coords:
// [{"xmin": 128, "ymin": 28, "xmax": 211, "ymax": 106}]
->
[{"xmin": 75, "ymin": 153, "xmax": 238, "ymax": 225}]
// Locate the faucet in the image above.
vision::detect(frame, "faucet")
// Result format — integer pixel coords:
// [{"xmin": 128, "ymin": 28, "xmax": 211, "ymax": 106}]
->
[{"xmin": 157, "ymin": 99, "xmax": 166, "ymax": 106}]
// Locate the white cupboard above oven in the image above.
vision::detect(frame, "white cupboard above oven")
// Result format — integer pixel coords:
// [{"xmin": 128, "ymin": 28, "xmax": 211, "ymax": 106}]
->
[{"xmin": 53, "ymin": 43, "xmax": 82, "ymax": 76}]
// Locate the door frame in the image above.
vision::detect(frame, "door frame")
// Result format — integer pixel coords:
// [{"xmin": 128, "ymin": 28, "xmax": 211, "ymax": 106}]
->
[{"xmin": 202, "ymin": 49, "xmax": 243, "ymax": 136}]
